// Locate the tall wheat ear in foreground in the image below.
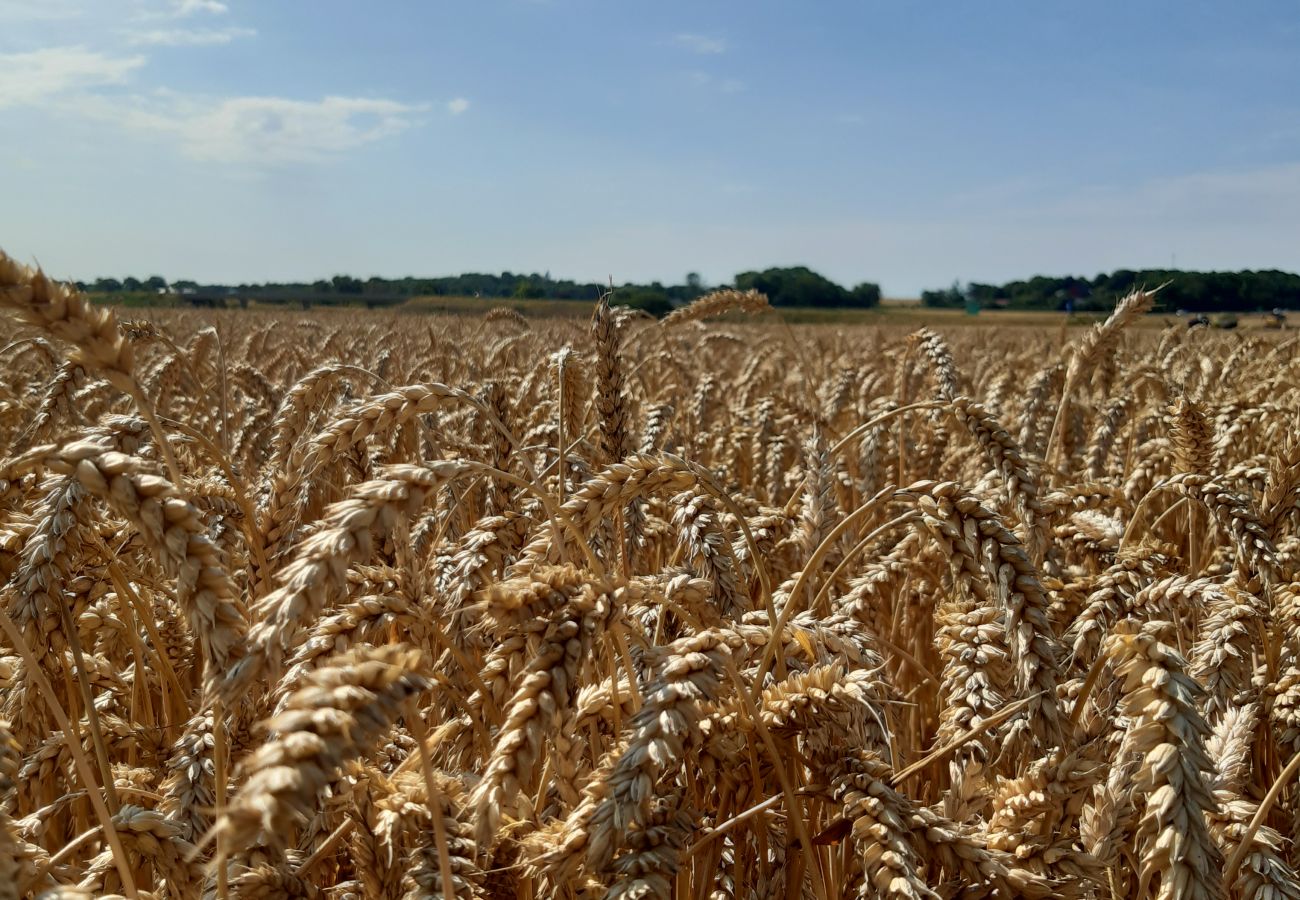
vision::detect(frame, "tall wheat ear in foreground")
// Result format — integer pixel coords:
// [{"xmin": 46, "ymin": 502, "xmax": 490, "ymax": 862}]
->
[{"xmin": 3, "ymin": 246, "xmax": 1300, "ymax": 899}]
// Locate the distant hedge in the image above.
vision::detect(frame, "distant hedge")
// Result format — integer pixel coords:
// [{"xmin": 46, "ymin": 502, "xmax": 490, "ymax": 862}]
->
[{"xmin": 922, "ymin": 269, "xmax": 1300, "ymax": 312}]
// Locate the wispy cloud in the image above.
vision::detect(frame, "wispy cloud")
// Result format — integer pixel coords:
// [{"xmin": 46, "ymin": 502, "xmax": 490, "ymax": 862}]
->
[
  {"xmin": 672, "ymin": 33, "xmax": 726, "ymax": 54},
  {"xmin": 127, "ymin": 26, "xmax": 255, "ymax": 46},
  {"xmin": 129, "ymin": 0, "xmax": 228, "ymax": 21},
  {"xmin": 104, "ymin": 93, "xmax": 429, "ymax": 164},
  {"xmin": 447, "ymin": 97, "xmax": 470, "ymax": 115},
  {"xmin": 0, "ymin": 12, "xmax": 425, "ymax": 167},
  {"xmin": 172, "ymin": 0, "xmax": 228, "ymax": 16},
  {"xmin": 0, "ymin": 46, "xmax": 145, "ymax": 108}
]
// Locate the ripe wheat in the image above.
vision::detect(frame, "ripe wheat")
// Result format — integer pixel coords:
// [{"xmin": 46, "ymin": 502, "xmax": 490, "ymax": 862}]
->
[{"xmin": 2, "ymin": 248, "xmax": 1299, "ymax": 898}]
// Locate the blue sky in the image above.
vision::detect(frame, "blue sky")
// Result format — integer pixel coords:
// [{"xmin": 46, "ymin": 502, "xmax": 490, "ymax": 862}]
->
[{"xmin": 2, "ymin": 0, "xmax": 1298, "ymax": 296}]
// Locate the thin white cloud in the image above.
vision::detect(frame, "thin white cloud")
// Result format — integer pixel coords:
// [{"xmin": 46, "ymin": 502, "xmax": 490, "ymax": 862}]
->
[
  {"xmin": 106, "ymin": 93, "xmax": 429, "ymax": 164},
  {"xmin": 673, "ymin": 33, "xmax": 726, "ymax": 54},
  {"xmin": 173, "ymin": 0, "xmax": 228, "ymax": 16},
  {"xmin": 0, "ymin": 34, "xmax": 424, "ymax": 166},
  {"xmin": 447, "ymin": 97, "xmax": 470, "ymax": 115},
  {"xmin": 127, "ymin": 26, "xmax": 255, "ymax": 45},
  {"xmin": 0, "ymin": 46, "xmax": 145, "ymax": 108},
  {"xmin": 130, "ymin": 0, "xmax": 230, "ymax": 21}
]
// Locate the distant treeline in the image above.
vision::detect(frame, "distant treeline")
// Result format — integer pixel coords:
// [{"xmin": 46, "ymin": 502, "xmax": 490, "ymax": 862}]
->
[
  {"xmin": 921, "ymin": 269, "xmax": 1300, "ymax": 313},
  {"xmin": 80, "ymin": 266, "xmax": 881, "ymax": 315}
]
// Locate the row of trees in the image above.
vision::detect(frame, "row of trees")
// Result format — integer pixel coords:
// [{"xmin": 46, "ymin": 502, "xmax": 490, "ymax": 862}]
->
[
  {"xmin": 85, "ymin": 267, "xmax": 1300, "ymax": 314},
  {"xmin": 735, "ymin": 266, "xmax": 881, "ymax": 308},
  {"xmin": 81, "ymin": 267, "xmax": 882, "ymax": 314},
  {"xmin": 922, "ymin": 269, "xmax": 1300, "ymax": 312},
  {"xmin": 85, "ymin": 276, "xmax": 174, "ymax": 293}
]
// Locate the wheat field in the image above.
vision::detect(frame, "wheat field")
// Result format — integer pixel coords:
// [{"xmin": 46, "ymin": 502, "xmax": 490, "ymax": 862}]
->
[{"xmin": 1, "ymin": 252, "xmax": 1299, "ymax": 899}]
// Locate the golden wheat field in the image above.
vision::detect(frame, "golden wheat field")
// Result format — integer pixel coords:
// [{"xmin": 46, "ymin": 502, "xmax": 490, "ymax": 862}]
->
[{"xmin": 4, "ymin": 251, "xmax": 1300, "ymax": 900}]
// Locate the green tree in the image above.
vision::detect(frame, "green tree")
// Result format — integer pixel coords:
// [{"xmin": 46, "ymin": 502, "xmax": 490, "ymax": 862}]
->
[
  {"xmin": 920, "ymin": 268, "xmax": 1300, "ymax": 312},
  {"xmin": 332, "ymin": 275, "xmax": 363, "ymax": 295},
  {"xmin": 921, "ymin": 282, "xmax": 964, "ymax": 308},
  {"xmin": 849, "ymin": 281, "xmax": 881, "ymax": 307},
  {"xmin": 685, "ymin": 272, "xmax": 704, "ymax": 298},
  {"xmin": 734, "ymin": 266, "xmax": 850, "ymax": 307}
]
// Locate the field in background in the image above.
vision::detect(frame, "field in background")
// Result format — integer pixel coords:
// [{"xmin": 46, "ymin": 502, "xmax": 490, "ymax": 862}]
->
[
  {"xmin": 3, "ymin": 271, "xmax": 1299, "ymax": 898},
  {"xmin": 97, "ymin": 298, "xmax": 1125, "ymax": 333},
  {"xmin": 93, "ymin": 289, "xmax": 1295, "ymax": 330}
]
